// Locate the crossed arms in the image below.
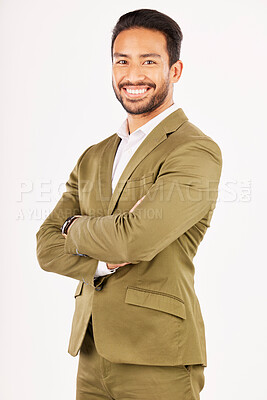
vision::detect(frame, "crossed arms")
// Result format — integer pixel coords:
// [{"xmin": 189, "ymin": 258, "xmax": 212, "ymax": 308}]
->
[{"xmin": 36, "ymin": 138, "xmax": 222, "ymax": 283}]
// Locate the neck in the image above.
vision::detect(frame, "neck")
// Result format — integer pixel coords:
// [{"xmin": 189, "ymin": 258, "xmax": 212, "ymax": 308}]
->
[{"xmin": 127, "ymin": 99, "xmax": 174, "ymax": 134}]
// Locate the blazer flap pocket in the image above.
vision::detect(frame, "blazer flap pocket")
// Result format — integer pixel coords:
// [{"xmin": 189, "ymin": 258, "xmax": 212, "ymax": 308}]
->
[
  {"xmin": 74, "ymin": 281, "xmax": 84, "ymax": 298},
  {"xmin": 125, "ymin": 287, "xmax": 186, "ymax": 319}
]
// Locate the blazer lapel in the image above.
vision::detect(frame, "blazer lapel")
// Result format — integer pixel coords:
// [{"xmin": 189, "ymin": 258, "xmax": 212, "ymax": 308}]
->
[
  {"xmin": 99, "ymin": 108, "xmax": 188, "ymax": 216},
  {"xmin": 98, "ymin": 134, "xmax": 121, "ymax": 215}
]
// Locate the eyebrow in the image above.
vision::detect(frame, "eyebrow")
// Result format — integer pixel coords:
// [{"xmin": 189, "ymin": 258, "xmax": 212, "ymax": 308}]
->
[{"xmin": 113, "ymin": 52, "xmax": 162, "ymax": 59}]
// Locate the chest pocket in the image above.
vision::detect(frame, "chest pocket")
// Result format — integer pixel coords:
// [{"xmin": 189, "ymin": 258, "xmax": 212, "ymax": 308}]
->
[
  {"xmin": 118, "ymin": 173, "xmax": 155, "ymax": 209},
  {"xmin": 124, "ymin": 173, "xmax": 155, "ymax": 189}
]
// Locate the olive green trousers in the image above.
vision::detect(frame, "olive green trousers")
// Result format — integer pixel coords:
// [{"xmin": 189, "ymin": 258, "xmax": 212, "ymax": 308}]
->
[{"xmin": 76, "ymin": 318, "xmax": 205, "ymax": 400}]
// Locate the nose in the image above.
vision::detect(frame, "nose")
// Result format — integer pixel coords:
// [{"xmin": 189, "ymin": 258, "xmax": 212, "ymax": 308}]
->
[{"xmin": 125, "ymin": 63, "xmax": 146, "ymax": 83}]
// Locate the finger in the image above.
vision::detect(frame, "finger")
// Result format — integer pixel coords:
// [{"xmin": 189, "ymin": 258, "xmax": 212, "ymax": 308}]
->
[{"xmin": 130, "ymin": 195, "xmax": 146, "ymax": 212}]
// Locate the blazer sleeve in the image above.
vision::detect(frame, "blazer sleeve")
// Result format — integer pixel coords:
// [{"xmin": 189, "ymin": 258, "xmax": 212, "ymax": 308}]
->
[
  {"xmin": 64, "ymin": 138, "xmax": 223, "ymax": 264},
  {"xmin": 36, "ymin": 145, "xmax": 98, "ymax": 283}
]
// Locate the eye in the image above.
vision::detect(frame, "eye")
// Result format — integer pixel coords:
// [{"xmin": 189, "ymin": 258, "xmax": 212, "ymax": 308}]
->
[
  {"xmin": 144, "ymin": 60, "xmax": 155, "ymax": 65},
  {"xmin": 116, "ymin": 60, "xmax": 127, "ymax": 65}
]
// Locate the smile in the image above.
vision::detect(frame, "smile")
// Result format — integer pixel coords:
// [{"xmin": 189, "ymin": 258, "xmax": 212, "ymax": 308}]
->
[
  {"xmin": 126, "ymin": 88, "xmax": 147, "ymax": 94},
  {"xmin": 122, "ymin": 86, "xmax": 151, "ymax": 98}
]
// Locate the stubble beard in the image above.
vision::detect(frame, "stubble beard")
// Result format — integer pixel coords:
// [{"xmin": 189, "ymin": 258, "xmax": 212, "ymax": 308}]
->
[{"xmin": 112, "ymin": 75, "xmax": 171, "ymax": 116}]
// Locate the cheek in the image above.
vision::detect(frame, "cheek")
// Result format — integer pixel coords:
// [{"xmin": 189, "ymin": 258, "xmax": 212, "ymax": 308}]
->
[
  {"xmin": 158, "ymin": 68, "xmax": 171, "ymax": 87},
  {"xmin": 112, "ymin": 67, "xmax": 124, "ymax": 86},
  {"xmin": 147, "ymin": 68, "xmax": 167, "ymax": 86},
  {"xmin": 152, "ymin": 74, "xmax": 166, "ymax": 90}
]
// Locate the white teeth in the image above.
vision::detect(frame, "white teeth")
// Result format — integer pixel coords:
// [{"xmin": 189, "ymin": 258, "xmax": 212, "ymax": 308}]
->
[{"xmin": 125, "ymin": 88, "xmax": 148, "ymax": 94}]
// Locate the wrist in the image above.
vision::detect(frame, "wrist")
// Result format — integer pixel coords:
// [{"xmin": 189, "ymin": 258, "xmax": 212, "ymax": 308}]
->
[{"xmin": 61, "ymin": 215, "xmax": 80, "ymax": 237}]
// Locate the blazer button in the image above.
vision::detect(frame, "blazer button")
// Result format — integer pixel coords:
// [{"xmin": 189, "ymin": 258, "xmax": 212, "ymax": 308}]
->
[{"xmin": 95, "ymin": 285, "xmax": 102, "ymax": 291}]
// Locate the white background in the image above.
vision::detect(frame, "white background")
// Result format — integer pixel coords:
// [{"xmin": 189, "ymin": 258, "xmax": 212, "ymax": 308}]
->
[{"xmin": 1, "ymin": 0, "xmax": 266, "ymax": 399}]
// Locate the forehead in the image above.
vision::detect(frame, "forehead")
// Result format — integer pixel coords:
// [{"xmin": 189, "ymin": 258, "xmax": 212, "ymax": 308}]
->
[{"xmin": 113, "ymin": 28, "xmax": 168, "ymax": 57}]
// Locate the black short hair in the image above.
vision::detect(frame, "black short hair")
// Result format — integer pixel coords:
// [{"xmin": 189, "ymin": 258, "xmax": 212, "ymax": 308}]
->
[{"xmin": 111, "ymin": 9, "xmax": 183, "ymax": 68}]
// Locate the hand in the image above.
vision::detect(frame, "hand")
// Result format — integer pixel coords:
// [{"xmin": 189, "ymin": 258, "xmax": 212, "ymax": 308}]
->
[
  {"xmin": 106, "ymin": 262, "xmax": 129, "ymax": 270},
  {"xmin": 106, "ymin": 195, "xmax": 146, "ymax": 270},
  {"xmin": 130, "ymin": 195, "xmax": 146, "ymax": 212}
]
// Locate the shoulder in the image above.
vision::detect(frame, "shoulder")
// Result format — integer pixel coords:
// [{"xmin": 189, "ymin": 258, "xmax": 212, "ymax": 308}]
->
[
  {"xmin": 76, "ymin": 133, "xmax": 118, "ymax": 169},
  {"xmin": 170, "ymin": 117, "xmax": 222, "ymax": 163},
  {"xmin": 164, "ymin": 118, "xmax": 223, "ymax": 178}
]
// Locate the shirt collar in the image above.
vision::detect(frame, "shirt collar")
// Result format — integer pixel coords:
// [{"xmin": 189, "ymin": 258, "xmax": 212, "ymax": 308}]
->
[{"xmin": 116, "ymin": 103, "xmax": 180, "ymax": 140}]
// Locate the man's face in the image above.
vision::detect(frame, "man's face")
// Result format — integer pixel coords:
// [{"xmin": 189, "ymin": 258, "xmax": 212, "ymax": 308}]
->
[{"xmin": 112, "ymin": 28, "xmax": 174, "ymax": 115}]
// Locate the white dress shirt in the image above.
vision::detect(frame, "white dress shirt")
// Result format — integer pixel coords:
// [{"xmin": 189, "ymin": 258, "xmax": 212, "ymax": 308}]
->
[{"xmin": 94, "ymin": 103, "xmax": 180, "ymax": 278}]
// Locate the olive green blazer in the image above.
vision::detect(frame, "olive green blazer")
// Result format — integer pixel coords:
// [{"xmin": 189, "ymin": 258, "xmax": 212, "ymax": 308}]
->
[{"xmin": 36, "ymin": 108, "xmax": 222, "ymax": 367}]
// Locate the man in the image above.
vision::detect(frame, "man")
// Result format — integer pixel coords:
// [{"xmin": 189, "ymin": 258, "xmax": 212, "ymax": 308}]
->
[{"xmin": 36, "ymin": 8, "xmax": 222, "ymax": 400}]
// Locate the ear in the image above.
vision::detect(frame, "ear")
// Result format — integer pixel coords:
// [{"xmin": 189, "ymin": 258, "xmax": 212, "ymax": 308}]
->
[{"xmin": 170, "ymin": 60, "xmax": 183, "ymax": 83}]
